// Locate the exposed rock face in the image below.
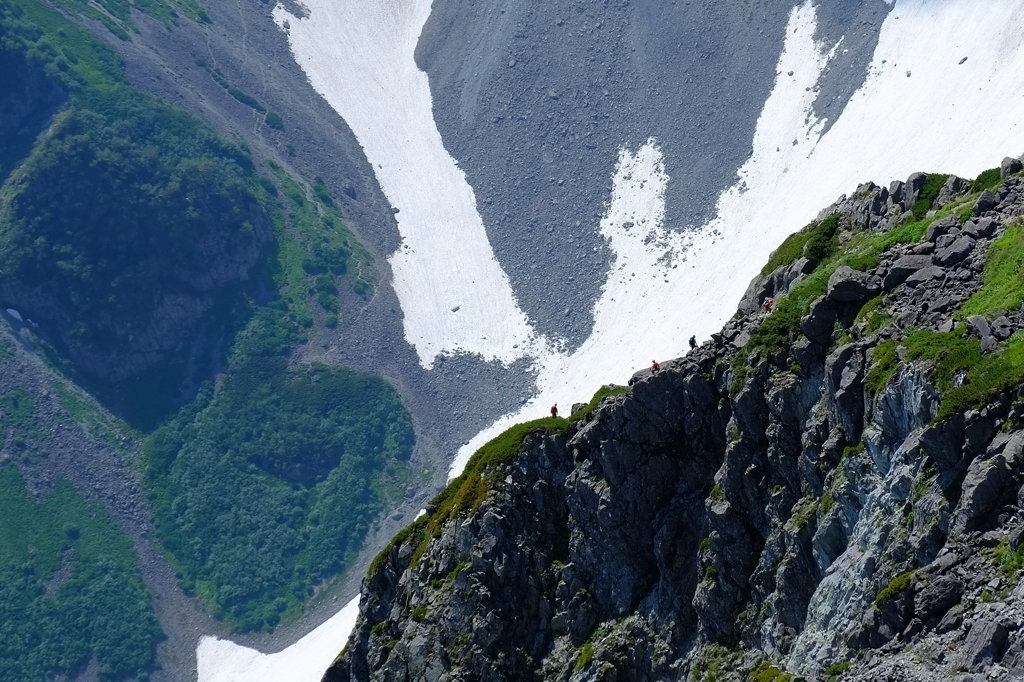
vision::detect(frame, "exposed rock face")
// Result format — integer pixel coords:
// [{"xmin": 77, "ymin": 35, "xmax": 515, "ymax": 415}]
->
[{"xmin": 327, "ymin": 168, "xmax": 1024, "ymax": 681}]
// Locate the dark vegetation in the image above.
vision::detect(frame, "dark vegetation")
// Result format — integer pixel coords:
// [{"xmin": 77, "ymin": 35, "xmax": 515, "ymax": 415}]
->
[
  {"xmin": 0, "ymin": 466, "xmax": 162, "ymax": 681},
  {"xmin": 146, "ymin": 320, "xmax": 414, "ymax": 630},
  {"xmin": 145, "ymin": 174, "xmax": 404, "ymax": 632},
  {"xmin": 50, "ymin": 0, "xmax": 210, "ymax": 39},
  {"xmin": 0, "ymin": 0, "xmax": 272, "ymax": 426},
  {"xmin": 909, "ymin": 173, "xmax": 949, "ymax": 220},
  {"xmin": 2, "ymin": 0, "xmax": 416, "ymax": 643}
]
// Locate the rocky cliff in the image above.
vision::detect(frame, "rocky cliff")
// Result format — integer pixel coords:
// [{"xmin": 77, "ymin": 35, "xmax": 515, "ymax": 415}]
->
[{"xmin": 325, "ymin": 156, "xmax": 1024, "ymax": 682}]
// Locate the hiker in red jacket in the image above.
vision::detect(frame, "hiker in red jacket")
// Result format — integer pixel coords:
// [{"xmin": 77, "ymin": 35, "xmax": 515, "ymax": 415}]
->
[
  {"xmin": 651, "ymin": 360, "xmax": 660, "ymax": 372},
  {"xmin": 550, "ymin": 403, "xmax": 558, "ymax": 417}
]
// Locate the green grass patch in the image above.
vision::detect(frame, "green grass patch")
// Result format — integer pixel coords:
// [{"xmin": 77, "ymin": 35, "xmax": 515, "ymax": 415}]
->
[
  {"xmin": 760, "ymin": 213, "xmax": 840, "ymax": 276},
  {"xmin": 576, "ymin": 641, "xmax": 595, "ymax": 670},
  {"xmin": 865, "ymin": 339, "xmax": 899, "ymax": 396},
  {"xmin": 748, "ymin": 661, "xmax": 793, "ymax": 682},
  {"xmin": 693, "ymin": 644, "xmax": 740, "ymax": 682},
  {"xmin": 787, "ymin": 497, "xmax": 818, "ymax": 530},
  {"xmin": 0, "ymin": 465, "xmax": 163, "ymax": 680},
  {"xmin": 874, "ymin": 570, "xmax": 916, "ymax": 604},
  {"xmin": 991, "ymin": 538, "xmax": 1024, "ymax": 580},
  {"xmin": 855, "ymin": 296, "xmax": 891, "ymax": 334},
  {"xmin": 910, "ymin": 173, "xmax": 950, "ymax": 220},
  {"xmin": 825, "ymin": 660, "xmax": 851, "ymax": 681},
  {"xmin": 972, "ymin": 167, "xmax": 1002, "ymax": 193},
  {"xmin": 958, "ymin": 222, "xmax": 1024, "ymax": 318},
  {"xmin": 905, "ymin": 330, "xmax": 1024, "ymax": 420}
]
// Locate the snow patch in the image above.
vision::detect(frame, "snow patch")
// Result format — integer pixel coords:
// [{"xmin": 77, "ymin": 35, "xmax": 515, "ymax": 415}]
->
[
  {"xmin": 271, "ymin": 0, "xmax": 544, "ymax": 369},
  {"xmin": 196, "ymin": 595, "xmax": 359, "ymax": 682}
]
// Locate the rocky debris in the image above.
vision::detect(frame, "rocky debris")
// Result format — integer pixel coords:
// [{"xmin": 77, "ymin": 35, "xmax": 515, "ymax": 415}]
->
[
  {"xmin": 827, "ymin": 266, "xmax": 880, "ymax": 302},
  {"xmin": 976, "ymin": 189, "xmax": 1000, "ymax": 214},
  {"xmin": 882, "ymin": 254, "xmax": 933, "ymax": 290},
  {"xmin": 328, "ymin": 169, "xmax": 1024, "ymax": 682},
  {"xmin": 936, "ymin": 174, "xmax": 972, "ymax": 207}
]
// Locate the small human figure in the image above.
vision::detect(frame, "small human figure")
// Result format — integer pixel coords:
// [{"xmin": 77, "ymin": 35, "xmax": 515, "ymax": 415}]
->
[
  {"xmin": 550, "ymin": 403, "xmax": 558, "ymax": 418},
  {"xmin": 763, "ymin": 297, "xmax": 775, "ymax": 310},
  {"xmin": 651, "ymin": 360, "xmax": 660, "ymax": 372},
  {"xmin": 688, "ymin": 335, "xmax": 697, "ymax": 350}
]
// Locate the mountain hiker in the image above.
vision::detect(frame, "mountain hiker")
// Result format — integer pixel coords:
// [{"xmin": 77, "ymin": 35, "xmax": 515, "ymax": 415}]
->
[
  {"xmin": 689, "ymin": 335, "xmax": 697, "ymax": 350},
  {"xmin": 550, "ymin": 403, "xmax": 558, "ymax": 417},
  {"xmin": 763, "ymin": 297, "xmax": 775, "ymax": 310},
  {"xmin": 651, "ymin": 360, "xmax": 660, "ymax": 372}
]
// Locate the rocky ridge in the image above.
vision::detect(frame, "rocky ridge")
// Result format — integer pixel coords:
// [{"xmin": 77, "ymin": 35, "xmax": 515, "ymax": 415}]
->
[{"xmin": 326, "ymin": 157, "xmax": 1024, "ymax": 682}]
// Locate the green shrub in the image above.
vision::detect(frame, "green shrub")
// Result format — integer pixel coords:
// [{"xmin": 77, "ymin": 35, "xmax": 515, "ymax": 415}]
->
[
  {"xmin": 971, "ymin": 167, "xmax": 1002, "ymax": 193},
  {"xmin": 760, "ymin": 213, "xmax": 840, "ymax": 276},
  {"xmin": 991, "ymin": 538, "xmax": 1024, "ymax": 579},
  {"xmin": 748, "ymin": 661, "xmax": 793, "ymax": 682},
  {"xmin": 824, "ymin": 660, "xmax": 851, "ymax": 680},
  {"xmin": 865, "ymin": 339, "xmax": 899, "ymax": 396},
  {"xmin": 264, "ymin": 111, "xmax": 284, "ymax": 130},
  {"xmin": 910, "ymin": 173, "xmax": 950, "ymax": 220},
  {"xmin": 0, "ymin": 466, "xmax": 163, "ymax": 680},
  {"xmin": 576, "ymin": 642, "xmax": 594, "ymax": 670},
  {"xmin": 804, "ymin": 213, "xmax": 841, "ymax": 263},
  {"xmin": 875, "ymin": 570, "xmax": 916, "ymax": 604}
]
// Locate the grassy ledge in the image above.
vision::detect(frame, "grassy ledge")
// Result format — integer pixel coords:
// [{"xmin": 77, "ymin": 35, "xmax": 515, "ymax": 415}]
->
[{"xmin": 369, "ymin": 385, "xmax": 628, "ymax": 576}]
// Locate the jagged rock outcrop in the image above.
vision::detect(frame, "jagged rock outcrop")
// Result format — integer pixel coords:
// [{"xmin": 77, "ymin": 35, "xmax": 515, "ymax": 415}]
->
[{"xmin": 326, "ymin": 161, "xmax": 1024, "ymax": 681}]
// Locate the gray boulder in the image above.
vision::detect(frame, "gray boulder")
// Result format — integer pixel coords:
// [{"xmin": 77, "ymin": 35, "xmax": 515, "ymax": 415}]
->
[
  {"xmin": 883, "ymin": 255, "xmax": 933, "ymax": 290},
  {"xmin": 926, "ymin": 215, "xmax": 959, "ymax": 242},
  {"xmin": 905, "ymin": 266, "xmax": 945, "ymax": 287},
  {"xmin": 961, "ymin": 217, "xmax": 997, "ymax": 238},
  {"xmin": 957, "ymin": 620, "xmax": 1009, "ymax": 671},
  {"xmin": 933, "ymin": 235, "xmax": 974, "ymax": 266},
  {"xmin": 800, "ymin": 296, "xmax": 837, "ymax": 344},
  {"xmin": 936, "ymin": 175, "xmax": 971, "ymax": 207},
  {"xmin": 914, "ymin": 575, "xmax": 964, "ymax": 622},
  {"xmin": 992, "ymin": 316, "xmax": 1014, "ymax": 340},
  {"xmin": 975, "ymin": 189, "xmax": 999, "ymax": 214},
  {"xmin": 966, "ymin": 315, "xmax": 992, "ymax": 339},
  {"xmin": 904, "ymin": 172, "xmax": 928, "ymax": 209},
  {"xmin": 827, "ymin": 266, "xmax": 880, "ymax": 302},
  {"xmin": 1001, "ymin": 156, "xmax": 1023, "ymax": 179}
]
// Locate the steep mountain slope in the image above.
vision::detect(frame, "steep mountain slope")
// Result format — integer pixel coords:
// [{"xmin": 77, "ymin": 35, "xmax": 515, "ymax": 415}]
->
[
  {"xmin": 327, "ymin": 161, "xmax": 1024, "ymax": 681},
  {"xmin": 5, "ymin": 0, "xmax": 1024, "ymax": 680},
  {"xmin": 0, "ymin": 1, "xmax": 421, "ymax": 678}
]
